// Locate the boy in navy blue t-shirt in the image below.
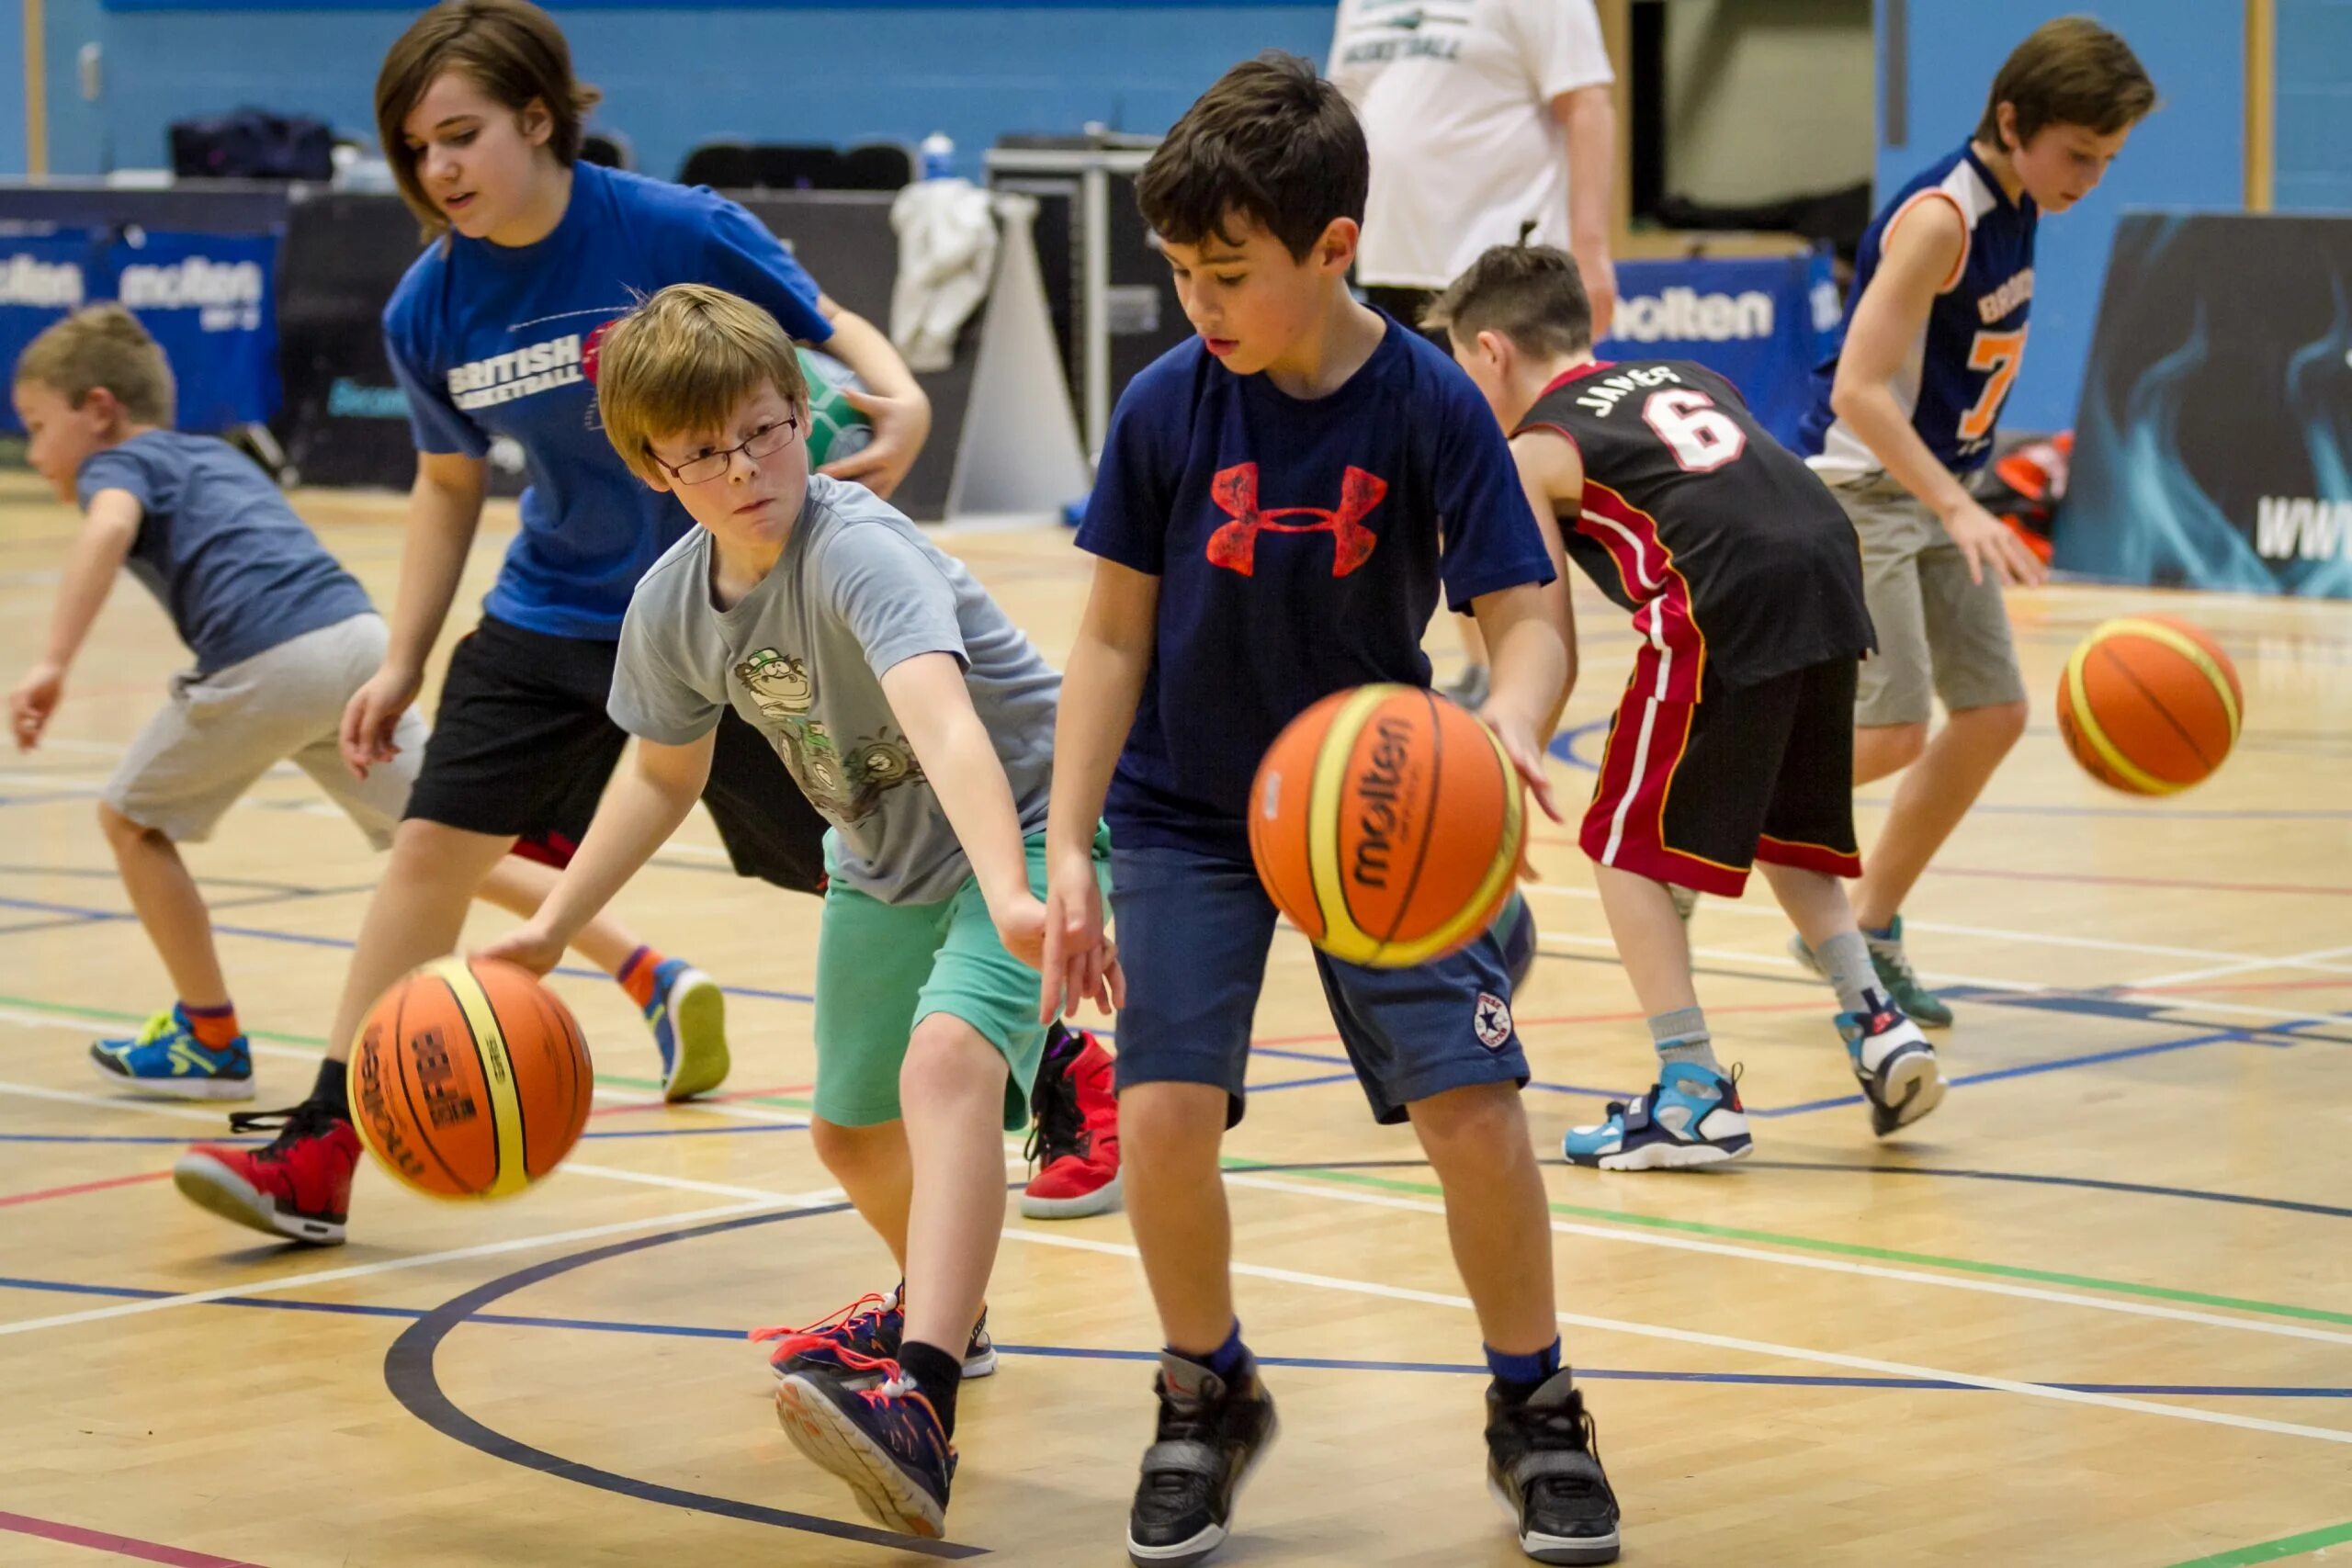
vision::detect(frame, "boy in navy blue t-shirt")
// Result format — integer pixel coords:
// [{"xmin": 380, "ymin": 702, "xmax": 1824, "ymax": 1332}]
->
[{"xmin": 1040, "ymin": 54, "xmax": 1623, "ymax": 1567}]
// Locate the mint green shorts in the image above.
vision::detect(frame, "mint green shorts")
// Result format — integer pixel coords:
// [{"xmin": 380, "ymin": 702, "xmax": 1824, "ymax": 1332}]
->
[{"xmin": 811, "ymin": 825, "xmax": 1112, "ymax": 1131}]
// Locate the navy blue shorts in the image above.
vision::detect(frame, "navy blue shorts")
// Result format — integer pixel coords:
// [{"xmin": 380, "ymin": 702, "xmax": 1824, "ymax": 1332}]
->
[{"xmin": 1109, "ymin": 840, "xmax": 1530, "ymax": 1126}]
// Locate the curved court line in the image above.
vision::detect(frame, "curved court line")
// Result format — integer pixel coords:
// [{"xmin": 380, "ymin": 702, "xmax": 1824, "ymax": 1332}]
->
[{"xmin": 378, "ymin": 1201, "xmax": 987, "ymax": 1560}]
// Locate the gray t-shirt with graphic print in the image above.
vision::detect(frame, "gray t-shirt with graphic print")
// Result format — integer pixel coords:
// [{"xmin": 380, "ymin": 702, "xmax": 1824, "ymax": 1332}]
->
[{"xmin": 610, "ymin": 474, "xmax": 1059, "ymax": 905}]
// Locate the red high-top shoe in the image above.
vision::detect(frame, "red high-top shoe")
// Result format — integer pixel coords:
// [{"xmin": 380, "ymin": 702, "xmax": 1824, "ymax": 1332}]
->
[{"xmin": 1021, "ymin": 1025, "xmax": 1121, "ymax": 1219}]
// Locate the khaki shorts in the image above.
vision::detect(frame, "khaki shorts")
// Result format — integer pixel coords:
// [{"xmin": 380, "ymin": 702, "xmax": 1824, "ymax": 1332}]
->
[
  {"xmin": 1832, "ymin": 474, "xmax": 2028, "ymax": 728},
  {"xmin": 105, "ymin": 613, "xmax": 426, "ymax": 847}
]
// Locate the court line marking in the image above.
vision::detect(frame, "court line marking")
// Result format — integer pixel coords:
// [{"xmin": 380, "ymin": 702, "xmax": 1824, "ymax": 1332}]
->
[
  {"xmin": 0, "ymin": 1190, "xmax": 836, "ymax": 1340},
  {"xmin": 1219, "ymin": 1169, "xmax": 2352, "ymax": 1341},
  {"xmin": 2163, "ymin": 1516, "xmax": 2352, "ymax": 1568},
  {"xmin": 0, "ymin": 1169, "xmax": 173, "ymax": 1208},
  {"xmin": 0, "ymin": 1508, "xmax": 262, "ymax": 1568},
  {"xmin": 2132, "ymin": 944, "xmax": 2352, "ymax": 991},
  {"xmin": 996, "ymin": 1227, "xmax": 2352, "ymax": 1447}
]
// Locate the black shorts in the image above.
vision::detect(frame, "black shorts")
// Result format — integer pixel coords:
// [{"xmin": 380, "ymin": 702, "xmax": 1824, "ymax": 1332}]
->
[
  {"xmin": 1360, "ymin": 285, "xmax": 1449, "ymax": 350},
  {"xmin": 1579, "ymin": 656, "xmax": 1862, "ymax": 897},
  {"xmin": 404, "ymin": 615, "xmax": 829, "ymax": 893}
]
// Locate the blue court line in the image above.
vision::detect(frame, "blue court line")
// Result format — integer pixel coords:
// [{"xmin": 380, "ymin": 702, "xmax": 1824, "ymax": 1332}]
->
[
  {"xmin": 0, "ymin": 1125, "xmax": 807, "ymax": 1146},
  {"xmin": 2, "ymin": 1273, "xmax": 2346, "ymax": 1400},
  {"xmin": 0, "ymin": 893, "xmax": 820, "ymax": 1005},
  {"xmin": 1544, "ymin": 716, "xmax": 1611, "ymax": 773}
]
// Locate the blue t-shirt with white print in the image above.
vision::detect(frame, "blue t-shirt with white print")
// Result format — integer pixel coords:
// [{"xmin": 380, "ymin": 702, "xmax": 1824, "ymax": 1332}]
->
[
  {"xmin": 1075, "ymin": 315, "xmax": 1555, "ymax": 857},
  {"xmin": 382, "ymin": 161, "xmax": 832, "ymax": 641}
]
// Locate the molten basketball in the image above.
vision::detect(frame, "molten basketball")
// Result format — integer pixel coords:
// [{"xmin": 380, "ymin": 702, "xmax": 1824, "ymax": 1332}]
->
[
  {"xmin": 2056, "ymin": 615, "xmax": 2244, "ymax": 795},
  {"xmin": 347, "ymin": 957, "xmax": 594, "ymax": 1199},
  {"xmin": 1249, "ymin": 683, "xmax": 1523, "ymax": 968}
]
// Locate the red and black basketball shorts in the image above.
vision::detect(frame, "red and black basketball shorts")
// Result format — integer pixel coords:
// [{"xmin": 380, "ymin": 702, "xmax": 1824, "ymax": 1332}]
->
[{"xmin": 1580, "ymin": 655, "xmax": 1862, "ymax": 897}]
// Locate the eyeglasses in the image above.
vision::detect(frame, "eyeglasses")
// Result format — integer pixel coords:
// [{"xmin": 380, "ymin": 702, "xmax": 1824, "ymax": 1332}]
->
[{"xmin": 650, "ymin": 415, "xmax": 800, "ymax": 485}]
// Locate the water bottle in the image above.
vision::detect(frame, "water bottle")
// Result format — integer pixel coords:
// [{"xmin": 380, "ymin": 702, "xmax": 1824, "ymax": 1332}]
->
[{"xmin": 919, "ymin": 132, "xmax": 956, "ymax": 181}]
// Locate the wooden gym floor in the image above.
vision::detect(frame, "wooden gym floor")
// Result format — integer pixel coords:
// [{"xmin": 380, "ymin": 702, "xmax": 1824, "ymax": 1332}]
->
[{"xmin": 2, "ymin": 471, "xmax": 2349, "ymax": 1567}]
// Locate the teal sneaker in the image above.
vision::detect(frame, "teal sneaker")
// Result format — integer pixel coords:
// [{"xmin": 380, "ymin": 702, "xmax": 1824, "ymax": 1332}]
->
[
  {"xmin": 91, "ymin": 1006, "xmax": 254, "ymax": 1101},
  {"xmin": 645, "ymin": 958, "xmax": 729, "ymax": 1102},
  {"xmin": 1562, "ymin": 1061, "xmax": 1751, "ymax": 1170},
  {"xmin": 1790, "ymin": 916, "xmax": 1953, "ymax": 1029}
]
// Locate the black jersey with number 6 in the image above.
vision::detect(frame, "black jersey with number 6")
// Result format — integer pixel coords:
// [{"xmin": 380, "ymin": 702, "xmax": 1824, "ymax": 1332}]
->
[{"xmin": 1516, "ymin": 359, "xmax": 1875, "ymax": 697}]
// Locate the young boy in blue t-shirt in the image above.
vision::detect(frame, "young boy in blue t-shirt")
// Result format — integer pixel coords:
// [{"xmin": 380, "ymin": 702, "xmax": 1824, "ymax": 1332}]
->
[
  {"xmin": 6, "ymin": 304, "xmax": 697, "ymax": 1129},
  {"xmin": 1040, "ymin": 53, "xmax": 1623, "ymax": 1568}
]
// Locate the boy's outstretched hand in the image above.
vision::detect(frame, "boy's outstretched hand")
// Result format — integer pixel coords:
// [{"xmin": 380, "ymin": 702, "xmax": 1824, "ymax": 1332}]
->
[
  {"xmin": 1478, "ymin": 704, "xmax": 1564, "ymax": 826},
  {"xmin": 7, "ymin": 662, "xmax": 63, "ymax": 752},
  {"xmin": 1036, "ymin": 854, "xmax": 1123, "ymax": 1024}
]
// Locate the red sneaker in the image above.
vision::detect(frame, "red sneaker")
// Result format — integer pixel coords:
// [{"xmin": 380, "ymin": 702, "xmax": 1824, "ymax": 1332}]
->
[
  {"xmin": 1021, "ymin": 1025, "xmax": 1121, "ymax": 1219},
  {"xmin": 173, "ymin": 1101, "xmax": 359, "ymax": 1246}
]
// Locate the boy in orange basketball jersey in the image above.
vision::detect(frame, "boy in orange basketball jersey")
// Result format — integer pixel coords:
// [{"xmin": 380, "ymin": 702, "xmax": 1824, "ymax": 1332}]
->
[
  {"xmin": 1793, "ymin": 20, "xmax": 2154, "ymax": 1023},
  {"xmin": 478, "ymin": 283, "xmax": 1104, "ymax": 1539},
  {"xmin": 1040, "ymin": 54, "xmax": 1623, "ymax": 1567},
  {"xmin": 1431, "ymin": 245, "xmax": 1943, "ymax": 1167}
]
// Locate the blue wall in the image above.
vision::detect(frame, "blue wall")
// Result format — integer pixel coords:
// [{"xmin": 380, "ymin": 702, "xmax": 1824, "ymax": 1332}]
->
[
  {"xmin": 1874, "ymin": 1, "xmax": 2245, "ymax": 433},
  {"xmin": 1, "ymin": 0, "xmax": 23, "ymax": 175},
  {"xmin": 32, "ymin": 3, "xmax": 1330, "ymax": 183},
  {"xmin": 2275, "ymin": 0, "xmax": 2352, "ymax": 214}
]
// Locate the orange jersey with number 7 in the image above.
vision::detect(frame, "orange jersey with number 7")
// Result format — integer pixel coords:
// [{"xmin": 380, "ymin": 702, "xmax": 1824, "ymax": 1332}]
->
[
  {"xmin": 1515, "ymin": 358, "xmax": 1875, "ymax": 697},
  {"xmin": 1799, "ymin": 143, "xmax": 2035, "ymax": 479}
]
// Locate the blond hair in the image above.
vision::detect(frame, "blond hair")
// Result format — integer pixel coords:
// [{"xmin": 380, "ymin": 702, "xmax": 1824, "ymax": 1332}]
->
[
  {"xmin": 12, "ymin": 303, "xmax": 176, "ymax": 426},
  {"xmin": 594, "ymin": 284, "xmax": 808, "ymax": 484}
]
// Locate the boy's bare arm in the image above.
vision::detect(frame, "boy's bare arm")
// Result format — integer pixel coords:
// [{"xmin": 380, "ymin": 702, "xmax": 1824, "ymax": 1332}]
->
[
  {"xmin": 1830, "ymin": 202, "xmax": 2044, "ymax": 588},
  {"xmin": 343, "ymin": 451, "xmax": 489, "ymax": 775},
  {"xmin": 7, "ymin": 489, "xmax": 141, "ymax": 750},
  {"xmin": 1507, "ymin": 429, "xmax": 1584, "ymax": 738},
  {"xmin": 808, "ymin": 295, "xmax": 932, "ymax": 500}
]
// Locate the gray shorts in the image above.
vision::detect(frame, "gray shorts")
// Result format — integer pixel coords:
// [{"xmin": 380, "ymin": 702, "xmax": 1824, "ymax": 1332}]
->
[
  {"xmin": 1832, "ymin": 474, "xmax": 2028, "ymax": 728},
  {"xmin": 105, "ymin": 613, "xmax": 427, "ymax": 848}
]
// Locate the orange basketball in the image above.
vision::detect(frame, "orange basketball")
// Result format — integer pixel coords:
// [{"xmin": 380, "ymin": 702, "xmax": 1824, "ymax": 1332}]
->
[
  {"xmin": 2056, "ymin": 615, "xmax": 2244, "ymax": 795},
  {"xmin": 347, "ymin": 957, "xmax": 594, "ymax": 1199},
  {"xmin": 1249, "ymin": 683, "xmax": 1523, "ymax": 967}
]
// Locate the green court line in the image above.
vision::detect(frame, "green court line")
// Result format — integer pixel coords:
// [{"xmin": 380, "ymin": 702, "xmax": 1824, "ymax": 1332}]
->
[
  {"xmin": 2163, "ymin": 1518, "xmax": 2352, "ymax": 1566},
  {"xmin": 0, "ymin": 990, "xmax": 817, "ymax": 1111},
  {"xmin": 1229, "ymin": 1161, "xmax": 2352, "ymax": 1330}
]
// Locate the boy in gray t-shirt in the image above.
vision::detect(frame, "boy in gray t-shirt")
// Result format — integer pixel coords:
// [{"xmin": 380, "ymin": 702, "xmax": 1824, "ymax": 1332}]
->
[{"xmin": 479, "ymin": 284, "xmax": 1109, "ymax": 1540}]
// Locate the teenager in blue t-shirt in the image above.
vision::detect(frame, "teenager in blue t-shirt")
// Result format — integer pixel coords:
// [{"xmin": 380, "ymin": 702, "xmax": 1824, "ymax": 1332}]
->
[
  {"xmin": 1038, "ymin": 54, "xmax": 1623, "ymax": 1568},
  {"xmin": 171, "ymin": 0, "xmax": 933, "ymax": 1247}
]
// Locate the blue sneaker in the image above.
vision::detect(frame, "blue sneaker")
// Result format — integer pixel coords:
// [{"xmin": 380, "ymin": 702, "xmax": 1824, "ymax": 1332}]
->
[
  {"xmin": 91, "ymin": 1007, "xmax": 254, "ymax": 1101},
  {"xmin": 752, "ymin": 1283, "xmax": 997, "ymax": 1388},
  {"xmin": 775, "ymin": 1356, "xmax": 957, "ymax": 1538},
  {"xmin": 644, "ymin": 958, "xmax": 729, "ymax": 1102},
  {"xmin": 1839, "ymin": 996, "xmax": 1946, "ymax": 1136},
  {"xmin": 1562, "ymin": 1062, "xmax": 1750, "ymax": 1170}
]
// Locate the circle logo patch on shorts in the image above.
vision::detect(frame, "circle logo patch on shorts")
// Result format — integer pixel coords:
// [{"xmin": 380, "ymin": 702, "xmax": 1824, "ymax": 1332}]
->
[{"xmin": 1474, "ymin": 992, "xmax": 1513, "ymax": 1051}]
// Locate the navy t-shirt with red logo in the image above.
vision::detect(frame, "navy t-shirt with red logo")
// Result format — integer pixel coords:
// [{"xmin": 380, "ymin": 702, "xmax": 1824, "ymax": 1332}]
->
[
  {"xmin": 1075, "ymin": 313, "xmax": 1554, "ymax": 856},
  {"xmin": 381, "ymin": 161, "xmax": 831, "ymax": 641}
]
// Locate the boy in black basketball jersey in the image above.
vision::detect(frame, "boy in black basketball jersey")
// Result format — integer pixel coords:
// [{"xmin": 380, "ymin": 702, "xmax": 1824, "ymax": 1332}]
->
[{"xmin": 1430, "ymin": 244, "xmax": 1946, "ymax": 1168}]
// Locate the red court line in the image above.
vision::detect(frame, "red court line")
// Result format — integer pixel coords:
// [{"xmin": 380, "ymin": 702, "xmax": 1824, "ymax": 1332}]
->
[
  {"xmin": 0, "ymin": 1169, "xmax": 172, "ymax": 1209},
  {"xmin": 0, "ymin": 1510, "xmax": 264, "ymax": 1567},
  {"xmin": 586, "ymin": 1083, "xmax": 814, "ymax": 1118}
]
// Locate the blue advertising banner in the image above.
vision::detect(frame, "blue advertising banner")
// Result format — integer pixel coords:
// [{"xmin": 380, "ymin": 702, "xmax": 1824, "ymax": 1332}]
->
[
  {"xmin": 93, "ymin": 230, "xmax": 280, "ymax": 432},
  {"xmin": 0, "ymin": 227, "xmax": 278, "ymax": 434},
  {"xmin": 0, "ymin": 230, "xmax": 96, "ymax": 433},
  {"xmin": 1593, "ymin": 248, "xmax": 1839, "ymax": 450},
  {"xmin": 2053, "ymin": 212, "xmax": 2352, "ymax": 599}
]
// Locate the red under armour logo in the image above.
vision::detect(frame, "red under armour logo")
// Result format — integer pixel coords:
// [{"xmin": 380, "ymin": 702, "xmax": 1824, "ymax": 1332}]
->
[{"xmin": 1205, "ymin": 463, "xmax": 1388, "ymax": 577}]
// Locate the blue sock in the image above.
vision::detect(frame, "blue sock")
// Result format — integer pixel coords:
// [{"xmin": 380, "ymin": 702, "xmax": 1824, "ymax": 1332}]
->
[
  {"xmin": 1177, "ymin": 1320, "xmax": 1250, "ymax": 1382},
  {"xmin": 1487, "ymin": 1338, "xmax": 1562, "ymax": 1397}
]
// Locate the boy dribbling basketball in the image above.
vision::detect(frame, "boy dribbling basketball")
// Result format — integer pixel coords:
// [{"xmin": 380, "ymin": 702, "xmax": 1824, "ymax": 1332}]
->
[
  {"xmin": 1794, "ymin": 19, "xmax": 2154, "ymax": 1022},
  {"xmin": 477, "ymin": 283, "xmax": 1103, "ymax": 1538},
  {"xmin": 1039, "ymin": 53, "xmax": 1622, "ymax": 1567},
  {"xmin": 1431, "ymin": 244, "xmax": 1943, "ymax": 1165}
]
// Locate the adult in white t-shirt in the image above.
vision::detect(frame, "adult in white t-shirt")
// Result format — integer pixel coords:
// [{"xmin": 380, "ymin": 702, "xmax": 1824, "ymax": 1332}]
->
[
  {"xmin": 1330, "ymin": 0, "xmax": 1619, "ymax": 330},
  {"xmin": 1331, "ymin": 0, "xmax": 1617, "ymax": 705}
]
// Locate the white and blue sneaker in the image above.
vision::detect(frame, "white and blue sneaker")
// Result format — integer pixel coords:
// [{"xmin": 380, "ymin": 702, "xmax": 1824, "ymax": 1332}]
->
[
  {"xmin": 1840, "ymin": 996, "xmax": 1945, "ymax": 1136},
  {"xmin": 91, "ymin": 1006, "xmax": 254, "ymax": 1101},
  {"xmin": 645, "ymin": 958, "xmax": 729, "ymax": 1102},
  {"xmin": 1563, "ymin": 1061, "xmax": 1751, "ymax": 1170}
]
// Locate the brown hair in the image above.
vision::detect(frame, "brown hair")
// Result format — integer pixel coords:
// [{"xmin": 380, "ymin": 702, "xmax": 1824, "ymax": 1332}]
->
[
  {"xmin": 1423, "ymin": 245, "xmax": 1593, "ymax": 360},
  {"xmin": 1136, "ymin": 51, "xmax": 1367, "ymax": 262},
  {"xmin": 12, "ymin": 303, "xmax": 176, "ymax": 426},
  {"xmin": 1977, "ymin": 17, "xmax": 2156, "ymax": 147},
  {"xmin": 594, "ymin": 284, "xmax": 808, "ymax": 485},
  {"xmin": 375, "ymin": 0, "xmax": 602, "ymax": 232}
]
